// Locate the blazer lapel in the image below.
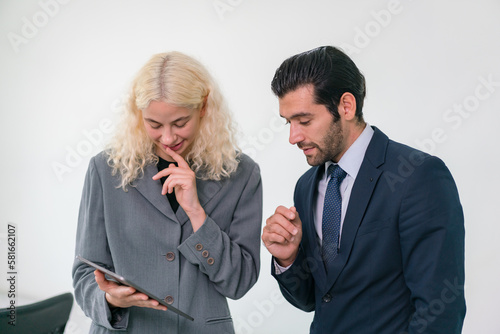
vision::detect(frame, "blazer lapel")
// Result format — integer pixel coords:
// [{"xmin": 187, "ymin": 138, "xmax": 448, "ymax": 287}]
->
[
  {"xmin": 134, "ymin": 164, "xmax": 224, "ymax": 227},
  {"xmin": 134, "ymin": 163, "xmax": 178, "ymax": 223},
  {"xmin": 322, "ymin": 127, "xmax": 388, "ymax": 295}
]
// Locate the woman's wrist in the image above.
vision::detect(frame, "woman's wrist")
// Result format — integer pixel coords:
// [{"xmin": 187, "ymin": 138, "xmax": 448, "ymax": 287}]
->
[{"xmin": 186, "ymin": 206, "xmax": 206, "ymax": 232}]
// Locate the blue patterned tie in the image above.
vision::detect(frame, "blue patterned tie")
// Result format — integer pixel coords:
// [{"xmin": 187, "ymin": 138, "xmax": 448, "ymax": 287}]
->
[{"xmin": 322, "ymin": 164, "xmax": 347, "ymax": 270}]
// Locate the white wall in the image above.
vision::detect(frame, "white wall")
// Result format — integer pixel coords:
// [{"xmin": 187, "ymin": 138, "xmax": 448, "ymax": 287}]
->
[{"xmin": 0, "ymin": 0, "xmax": 498, "ymax": 333}]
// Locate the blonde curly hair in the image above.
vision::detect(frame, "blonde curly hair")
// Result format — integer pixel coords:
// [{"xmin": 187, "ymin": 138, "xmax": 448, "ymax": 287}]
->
[{"xmin": 106, "ymin": 51, "xmax": 240, "ymax": 190}]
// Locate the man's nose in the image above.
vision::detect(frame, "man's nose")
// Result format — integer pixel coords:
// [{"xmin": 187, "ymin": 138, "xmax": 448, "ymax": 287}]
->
[{"xmin": 289, "ymin": 123, "xmax": 305, "ymax": 145}]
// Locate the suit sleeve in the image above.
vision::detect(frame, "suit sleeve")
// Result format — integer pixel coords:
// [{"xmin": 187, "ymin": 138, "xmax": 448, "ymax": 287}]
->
[
  {"xmin": 270, "ymin": 178, "xmax": 316, "ymax": 312},
  {"xmin": 399, "ymin": 156, "xmax": 466, "ymax": 334},
  {"xmin": 271, "ymin": 247, "xmax": 316, "ymax": 312},
  {"xmin": 178, "ymin": 162, "xmax": 262, "ymax": 300},
  {"xmin": 72, "ymin": 157, "xmax": 129, "ymax": 330}
]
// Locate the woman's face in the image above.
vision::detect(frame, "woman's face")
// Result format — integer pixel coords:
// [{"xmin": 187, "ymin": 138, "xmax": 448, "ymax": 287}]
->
[{"xmin": 142, "ymin": 100, "xmax": 204, "ymax": 162}]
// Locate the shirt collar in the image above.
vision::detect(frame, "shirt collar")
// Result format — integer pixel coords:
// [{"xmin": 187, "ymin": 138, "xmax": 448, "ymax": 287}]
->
[{"xmin": 324, "ymin": 124, "xmax": 374, "ymax": 180}]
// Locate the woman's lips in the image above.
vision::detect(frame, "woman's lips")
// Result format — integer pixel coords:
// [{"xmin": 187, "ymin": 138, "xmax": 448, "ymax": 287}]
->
[{"xmin": 163, "ymin": 141, "xmax": 183, "ymax": 151}]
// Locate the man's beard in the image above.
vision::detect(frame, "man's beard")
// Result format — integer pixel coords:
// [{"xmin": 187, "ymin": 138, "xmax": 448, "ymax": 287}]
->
[{"xmin": 301, "ymin": 119, "xmax": 345, "ymax": 166}]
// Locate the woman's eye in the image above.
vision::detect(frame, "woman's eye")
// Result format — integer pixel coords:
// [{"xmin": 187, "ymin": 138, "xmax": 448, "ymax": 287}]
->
[
  {"xmin": 174, "ymin": 122, "xmax": 187, "ymax": 128},
  {"xmin": 150, "ymin": 123, "xmax": 161, "ymax": 129}
]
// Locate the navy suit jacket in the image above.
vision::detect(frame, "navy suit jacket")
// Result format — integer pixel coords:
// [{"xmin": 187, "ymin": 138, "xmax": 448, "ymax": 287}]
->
[{"xmin": 273, "ymin": 127, "xmax": 465, "ymax": 334}]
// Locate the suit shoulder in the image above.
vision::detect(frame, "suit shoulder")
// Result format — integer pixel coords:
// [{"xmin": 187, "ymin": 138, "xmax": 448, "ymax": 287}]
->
[
  {"xmin": 383, "ymin": 138, "xmax": 457, "ymax": 191},
  {"xmin": 368, "ymin": 127, "xmax": 454, "ymax": 179},
  {"xmin": 385, "ymin": 139, "xmax": 448, "ymax": 169},
  {"xmin": 387, "ymin": 139, "xmax": 427, "ymax": 157}
]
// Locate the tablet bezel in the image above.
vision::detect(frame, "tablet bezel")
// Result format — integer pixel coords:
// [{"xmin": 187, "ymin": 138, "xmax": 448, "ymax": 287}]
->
[{"xmin": 76, "ymin": 255, "xmax": 194, "ymax": 321}]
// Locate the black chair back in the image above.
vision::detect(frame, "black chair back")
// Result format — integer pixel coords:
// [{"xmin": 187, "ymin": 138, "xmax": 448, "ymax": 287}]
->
[{"xmin": 0, "ymin": 292, "xmax": 73, "ymax": 334}]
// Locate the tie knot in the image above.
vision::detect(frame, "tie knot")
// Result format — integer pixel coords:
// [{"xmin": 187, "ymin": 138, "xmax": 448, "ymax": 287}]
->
[{"xmin": 328, "ymin": 164, "xmax": 347, "ymax": 181}]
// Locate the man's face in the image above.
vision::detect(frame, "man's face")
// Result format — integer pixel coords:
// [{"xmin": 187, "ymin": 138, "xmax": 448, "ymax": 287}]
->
[{"xmin": 279, "ymin": 85, "xmax": 347, "ymax": 166}]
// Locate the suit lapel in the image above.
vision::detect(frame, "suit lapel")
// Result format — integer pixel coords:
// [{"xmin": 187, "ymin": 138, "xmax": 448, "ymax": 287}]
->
[
  {"xmin": 302, "ymin": 166, "xmax": 329, "ymax": 291},
  {"xmin": 322, "ymin": 127, "xmax": 388, "ymax": 295}
]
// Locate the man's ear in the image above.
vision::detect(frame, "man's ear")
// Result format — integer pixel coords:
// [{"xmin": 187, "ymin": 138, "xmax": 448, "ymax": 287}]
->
[{"xmin": 339, "ymin": 92, "xmax": 357, "ymax": 121}]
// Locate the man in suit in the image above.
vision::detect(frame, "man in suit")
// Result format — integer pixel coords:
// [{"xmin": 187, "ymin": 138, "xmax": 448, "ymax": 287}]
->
[{"xmin": 261, "ymin": 46, "xmax": 466, "ymax": 333}]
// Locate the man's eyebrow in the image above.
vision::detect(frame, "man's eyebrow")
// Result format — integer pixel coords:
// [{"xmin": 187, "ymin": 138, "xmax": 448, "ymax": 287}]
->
[{"xmin": 280, "ymin": 112, "xmax": 313, "ymax": 120}]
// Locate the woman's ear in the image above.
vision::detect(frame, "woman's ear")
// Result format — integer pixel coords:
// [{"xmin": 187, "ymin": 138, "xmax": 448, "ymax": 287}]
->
[{"xmin": 200, "ymin": 94, "xmax": 209, "ymax": 117}]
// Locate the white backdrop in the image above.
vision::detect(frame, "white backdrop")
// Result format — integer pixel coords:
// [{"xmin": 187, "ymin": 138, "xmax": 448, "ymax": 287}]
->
[{"xmin": 1, "ymin": 0, "xmax": 499, "ymax": 333}]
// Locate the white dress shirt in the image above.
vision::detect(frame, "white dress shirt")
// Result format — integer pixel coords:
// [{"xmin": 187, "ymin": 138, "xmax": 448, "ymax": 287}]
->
[
  {"xmin": 314, "ymin": 124, "xmax": 374, "ymax": 245},
  {"xmin": 275, "ymin": 124, "xmax": 374, "ymax": 273}
]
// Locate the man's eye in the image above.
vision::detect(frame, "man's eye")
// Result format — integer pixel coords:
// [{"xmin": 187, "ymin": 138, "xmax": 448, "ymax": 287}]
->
[{"xmin": 299, "ymin": 120, "xmax": 310, "ymax": 125}]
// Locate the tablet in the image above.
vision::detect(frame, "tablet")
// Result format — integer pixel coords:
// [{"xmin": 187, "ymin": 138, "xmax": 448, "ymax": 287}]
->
[{"xmin": 76, "ymin": 255, "xmax": 194, "ymax": 321}]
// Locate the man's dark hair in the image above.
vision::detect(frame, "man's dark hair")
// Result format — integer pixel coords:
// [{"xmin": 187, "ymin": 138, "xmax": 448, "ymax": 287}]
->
[{"xmin": 271, "ymin": 46, "xmax": 366, "ymax": 122}]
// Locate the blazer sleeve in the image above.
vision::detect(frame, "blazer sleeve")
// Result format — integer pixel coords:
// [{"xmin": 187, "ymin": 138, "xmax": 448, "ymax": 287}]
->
[
  {"xmin": 178, "ymin": 162, "xmax": 262, "ymax": 300},
  {"xmin": 399, "ymin": 156, "xmax": 466, "ymax": 334},
  {"xmin": 72, "ymin": 157, "xmax": 129, "ymax": 330}
]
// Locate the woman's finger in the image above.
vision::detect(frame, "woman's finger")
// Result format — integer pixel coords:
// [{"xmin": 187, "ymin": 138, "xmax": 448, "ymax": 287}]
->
[
  {"xmin": 94, "ymin": 270, "xmax": 136, "ymax": 296},
  {"xmin": 165, "ymin": 147, "xmax": 190, "ymax": 168},
  {"xmin": 161, "ymin": 173, "xmax": 195, "ymax": 195}
]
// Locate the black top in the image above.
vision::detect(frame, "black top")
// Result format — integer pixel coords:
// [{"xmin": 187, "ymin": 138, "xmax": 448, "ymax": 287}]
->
[{"xmin": 156, "ymin": 157, "xmax": 179, "ymax": 213}]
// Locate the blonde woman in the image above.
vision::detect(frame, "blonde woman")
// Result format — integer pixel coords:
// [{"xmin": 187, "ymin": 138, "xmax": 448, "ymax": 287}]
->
[{"xmin": 72, "ymin": 51, "xmax": 262, "ymax": 334}]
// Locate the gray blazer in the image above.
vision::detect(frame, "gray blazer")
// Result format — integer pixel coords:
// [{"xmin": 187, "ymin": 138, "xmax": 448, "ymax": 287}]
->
[{"xmin": 72, "ymin": 152, "xmax": 262, "ymax": 334}]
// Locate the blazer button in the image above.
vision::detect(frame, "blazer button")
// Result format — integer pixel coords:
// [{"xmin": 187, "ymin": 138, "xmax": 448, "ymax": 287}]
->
[
  {"xmin": 207, "ymin": 257, "xmax": 214, "ymax": 265},
  {"xmin": 195, "ymin": 243, "xmax": 203, "ymax": 251},
  {"xmin": 165, "ymin": 252, "xmax": 175, "ymax": 261},
  {"xmin": 164, "ymin": 295, "xmax": 174, "ymax": 304},
  {"xmin": 202, "ymin": 250, "xmax": 209, "ymax": 258},
  {"xmin": 322, "ymin": 293, "xmax": 332, "ymax": 303}
]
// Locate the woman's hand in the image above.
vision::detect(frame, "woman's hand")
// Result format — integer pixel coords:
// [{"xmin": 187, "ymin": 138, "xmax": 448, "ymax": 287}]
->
[
  {"xmin": 94, "ymin": 270, "xmax": 167, "ymax": 311},
  {"xmin": 152, "ymin": 147, "xmax": 206, "ymax": 232}
]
